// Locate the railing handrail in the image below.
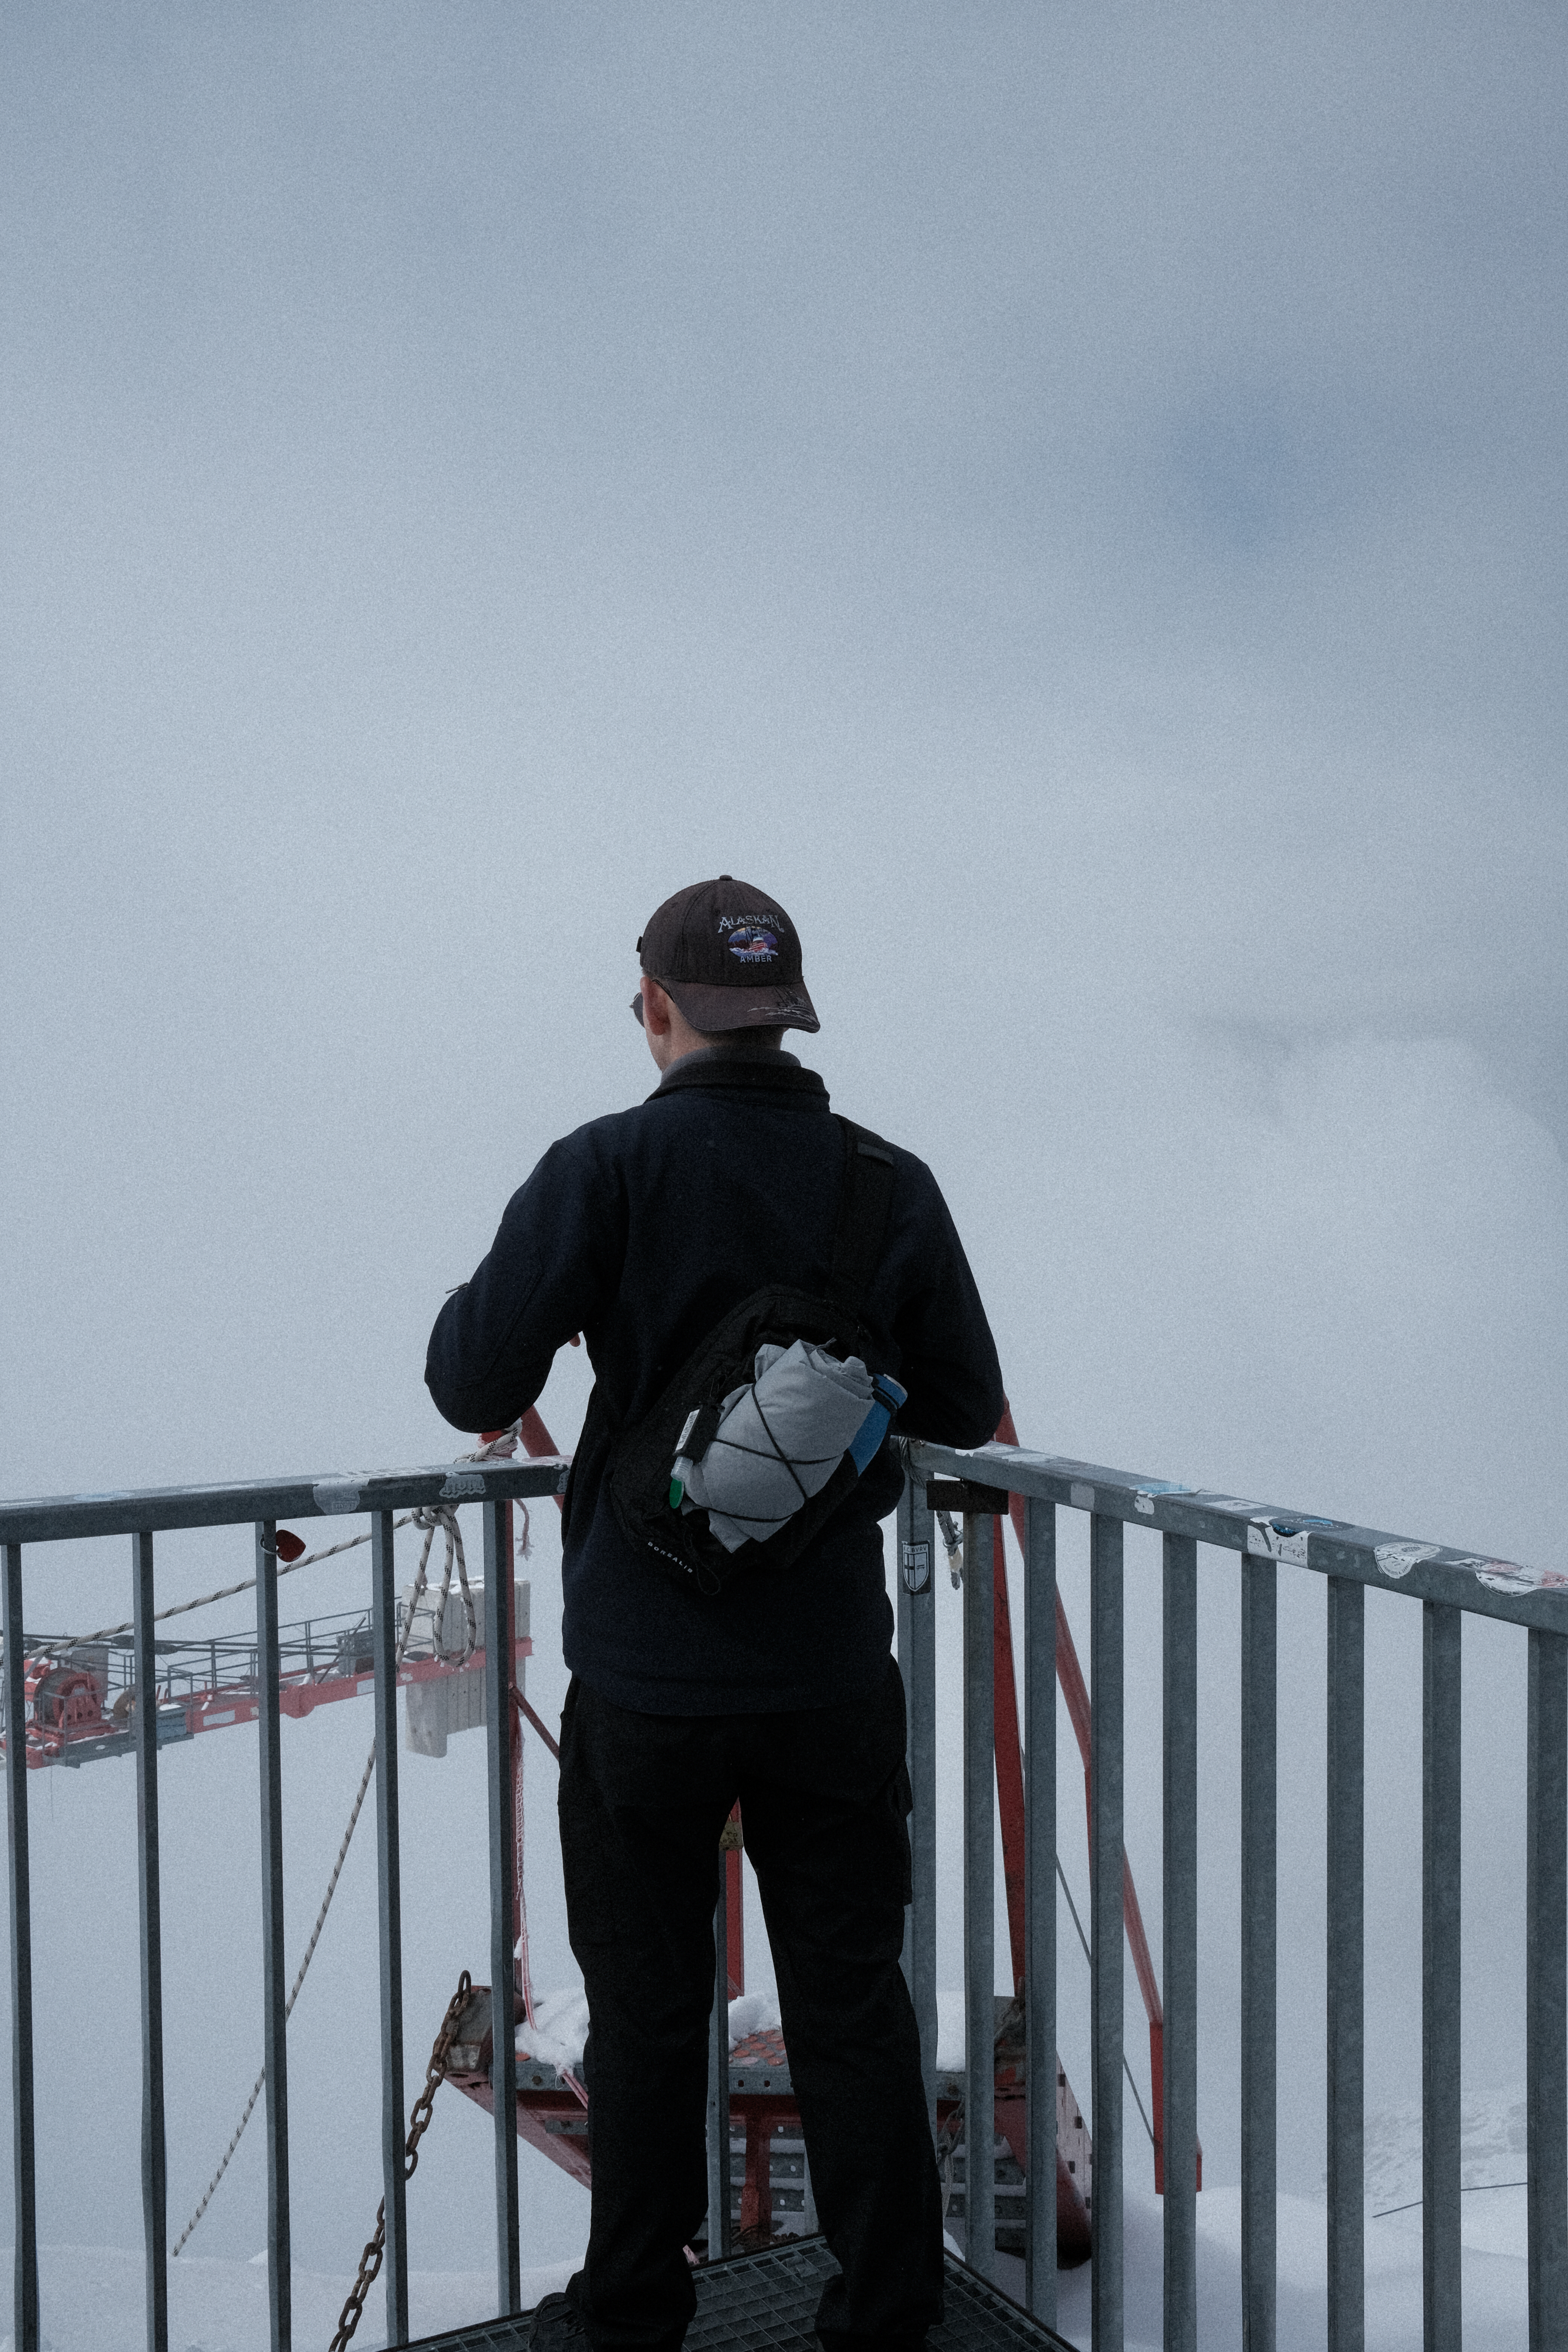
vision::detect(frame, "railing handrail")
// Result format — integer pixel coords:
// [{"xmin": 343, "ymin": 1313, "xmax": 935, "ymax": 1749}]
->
[
  {"xmin": 8, "ymin": 1432, "xmax": 1565, "ymax": 2352},
  {"xmin": 0, "ymin": 1459, "xmax": 569, "ymax": 1548},
  {"xmin": 907, "ymin": 1437, "xmax": 1568, "ymax": 1632}
]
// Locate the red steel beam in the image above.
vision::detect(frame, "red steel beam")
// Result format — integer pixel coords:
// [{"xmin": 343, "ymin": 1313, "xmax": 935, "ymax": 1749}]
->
[{"xmin": 993, "ymin": 1404, "xmax": 1163, "ymax": 2023}]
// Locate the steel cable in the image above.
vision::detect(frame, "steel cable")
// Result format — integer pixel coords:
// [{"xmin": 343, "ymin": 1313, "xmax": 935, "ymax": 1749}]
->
[{"xmin": 173, "ymin": 1504, "xmax": 467, "ymax": 2255}]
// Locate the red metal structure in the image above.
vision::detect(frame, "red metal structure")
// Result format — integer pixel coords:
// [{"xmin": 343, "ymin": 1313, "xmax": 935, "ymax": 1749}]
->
[
  {"xmin": 2, "ymin": 1598, "xmax": 533, "ymax": 1774},
  {"xmin": 988, "ymin": 1404, "xmax": 1194, "ymax": 2196}
]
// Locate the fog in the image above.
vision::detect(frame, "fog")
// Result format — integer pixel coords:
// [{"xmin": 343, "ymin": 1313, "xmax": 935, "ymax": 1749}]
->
[{"xmin": 3, "ymin": 0, "xmax": 1564, "ymax": 2317}]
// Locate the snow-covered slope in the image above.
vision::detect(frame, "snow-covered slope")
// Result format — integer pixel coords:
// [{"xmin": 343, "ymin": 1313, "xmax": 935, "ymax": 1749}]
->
[
  {"xmin": 2, "ymin": 2246, "xmax": 576, "ymax": 2352},
  {"xmin": 19, "ymin": 2094, "xmax": 1536, "ymax": 2352},
  {"xmin": 21, "ymin": 2183, "xmax": 1531, "ymax": 2352},
  {"xmin": 977, "ymin": 2178, "xmax": 1527, "ymax": 2352}
]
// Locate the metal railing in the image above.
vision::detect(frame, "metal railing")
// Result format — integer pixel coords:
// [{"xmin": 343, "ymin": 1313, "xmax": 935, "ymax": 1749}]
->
[
  {"xmin": 0, "ymin": 1459, "xmax": 567, "ymax": 2352},
  {"xmin": 6, "ymin": 1440, "xmax": 1568, "ymax": 2351},
  {"xmin": 896, "ymin": 1438, "xmax": 1568, "ymax": 2350}
]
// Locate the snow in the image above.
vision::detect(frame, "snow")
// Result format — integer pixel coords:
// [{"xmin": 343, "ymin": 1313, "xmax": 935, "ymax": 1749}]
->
[
  {"xmin": 514, "ymin": 1985, "xmax": 590, "ymax": 2072},
  {"xmin": 513, "ymin": 1986, "xmax": 783, "ymax": 2068},
  {"xmin": 29, "ymin": 2089, "xmax": 1539, "ymax": 2348},
  {"xmin": 0, "ymin": 2245, "xmax": 577, "ymax": 2352},
  {"xmin": 18, "ymin": 2177, "xmax": 1534, "ymax": 2352},
  {"xmin": 724, "ymin": 1990, "xmax": 781, "ymax": 2049},
  {"xmin": 1027, "ymin": 2180, "xmax": 1529, "ymax": 2350},
  {"xmin": 1364, "ymin": 2090, "xmax": 1528, "ymax": 2213},
  {"xmin": 936, "ymin": 1987, "xmax": 965, "ymax": 2070}
]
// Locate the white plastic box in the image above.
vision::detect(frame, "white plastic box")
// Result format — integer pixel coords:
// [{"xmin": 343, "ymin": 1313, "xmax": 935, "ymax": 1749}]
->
[{"xmin": 402, "ymin": 1578, "xmax": 530, "ymax": 1759}]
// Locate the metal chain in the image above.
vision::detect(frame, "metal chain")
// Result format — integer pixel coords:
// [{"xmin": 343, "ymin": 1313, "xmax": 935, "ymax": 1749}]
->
[{"xmin": 329, "ymin": 1971, "xmax": 475, "ymax": 2352}]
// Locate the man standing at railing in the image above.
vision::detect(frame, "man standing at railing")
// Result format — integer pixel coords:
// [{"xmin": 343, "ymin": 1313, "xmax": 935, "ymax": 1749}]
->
[{"xmin": 426, "ymin": 877, "xmax": 1003, "ymax": 2352}]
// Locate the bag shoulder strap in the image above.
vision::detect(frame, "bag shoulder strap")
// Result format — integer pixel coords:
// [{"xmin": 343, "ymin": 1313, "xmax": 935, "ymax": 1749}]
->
[{"xmin": 825, "ymin": 1116, "xmax": 897, "ymax": 1325}]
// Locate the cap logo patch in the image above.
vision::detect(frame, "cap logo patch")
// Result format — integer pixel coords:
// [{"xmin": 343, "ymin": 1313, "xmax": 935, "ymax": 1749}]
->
[{"xmin": 725, "ymin": 924, "xmax": 779, "ymax": 964}]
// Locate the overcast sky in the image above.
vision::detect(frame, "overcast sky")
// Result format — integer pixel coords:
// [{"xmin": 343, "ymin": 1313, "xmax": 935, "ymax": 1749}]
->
[{"xmin": 4, "ymin": 0, "xmax": 1565, "ymax": 2315}]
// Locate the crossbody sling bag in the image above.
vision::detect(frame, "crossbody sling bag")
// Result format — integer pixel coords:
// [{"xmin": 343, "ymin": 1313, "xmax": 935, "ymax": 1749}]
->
[{"xmin": 606, "ymin": 1117, "xmax": 905, "ymax": 1595}]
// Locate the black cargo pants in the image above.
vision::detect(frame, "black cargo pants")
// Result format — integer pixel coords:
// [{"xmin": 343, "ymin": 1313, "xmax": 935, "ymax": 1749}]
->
[{"xmin": 556, "ymin": 1655, "xmax": 944, "ymax": 2351}]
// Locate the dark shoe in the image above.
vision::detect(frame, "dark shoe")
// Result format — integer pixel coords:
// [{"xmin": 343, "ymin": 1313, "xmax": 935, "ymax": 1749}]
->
[{"xmin": 527, "ymin": 2291, "xmax": 590, "ymax": 2346}]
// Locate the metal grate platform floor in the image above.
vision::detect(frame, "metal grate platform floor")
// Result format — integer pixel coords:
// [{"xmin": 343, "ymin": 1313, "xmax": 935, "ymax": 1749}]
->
[{"xmin": 403, "ymin": 2237, "xmax": 1073, "ymax": 2351}]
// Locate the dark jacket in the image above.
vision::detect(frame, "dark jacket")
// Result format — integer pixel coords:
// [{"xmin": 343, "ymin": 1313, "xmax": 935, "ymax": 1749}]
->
[{"xmin": 425, "ymin": 1049, "xmax": 1004, "ymax": 1713}]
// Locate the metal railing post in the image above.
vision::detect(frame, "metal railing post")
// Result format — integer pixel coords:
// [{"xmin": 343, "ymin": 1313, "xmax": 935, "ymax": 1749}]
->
[
  {"xmin": 1090, "ymin": 1511, "xmax": 1124, "ymax": 2352},
  {"xmin": 963, "ymin": 1509, "xmax": 997, "ymax": 2280},
  {"xmin": 1241, "ymin": 1554, "xmax": 1277, "ymax": 2352},
  {"xmin": 482, "ymin": 1501, "xmax": 520, "ymax": 2313},
  {"xmin": 3, "ymin": 1543, "xmax": 38, "ymax": 2352},
  {"xmin": 1422, "ymin": 1602, "xmax": 1461, "ymax": 2352},
  {"xmin": 1163, "ymin": 1533, "xmax": 1199, "ymax": 2352},
  {"xmin": 1326, "ymin": 1576, "xmax": 1365, "ymax": 2352},
  {"xmin": 707, "ymin": 1853, "xmax": 732, "ymax": 2259},
  {"xmin": 254, "ymin": 1524, "xmax": 291, "ymax": 2352},
  {"xmin": 1527, "ymin": 1627, "xmax": 1568, "ymax": 2344},
  {"xmin": 1024, "ymin": 1496, "xmax": 1057, "ymax": 2328},
  {"xmin": 897, "ymin": 1475, "xmax": 939, "ymax": 2132},
  {"xmin": 370, "ymin": 1511, "xmax": 408, "ymax": 2346},
  {"xmin": 132, "ymin": 1530, "xmax": 169, "ymax": 2352}
]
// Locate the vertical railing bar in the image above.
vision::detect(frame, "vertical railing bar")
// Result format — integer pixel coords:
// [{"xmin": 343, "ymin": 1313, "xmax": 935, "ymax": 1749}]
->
[
  {"xmin": 132, "ymin": 1530, "xmax": 168, "ymax": 2352},
  {"xmin": 1163, "ymin": 1533, "xmax": 1199, "ymax": 2352},
  {"xmin": 963, "ymin": 1509, "xmax": 997, "ymax": 2280},
  {"xmin": 1527, "ymin": 1626, "xmax": 1568, "ymax": 2345},
  {"xmin": 3, "ymin": 1544, "xmax": 39, "ymax": 2352},
  {"xmin": 1090, "ymin": 1511, "xmax": 1124, "ymax": 2352},
  {"xmin": 1422, "ymin": 1602, "xmax": 1462, "ymax": 2352},
  {"xmin": 897, "ymin": 1474, "xmax": 939, "ymax": 2134},
  {"xmin": 481, "ymin": 1502, "xmax": 520, "ymax": 2313},
  {"xmin": 1241, "ymin": 1553, "xmax": 1277, "ymax": 2352},
  {"xmin": 370, "ymin": 1511, "xmax": 407, "ymax": 2346},
  {"xmin": 1326, "ymin": 1575, "xmax": 1365, "ymax": 2352},
  {"xmin": 254, "ymin": 1524, "xmax": 291, "ymax": 2352},
  {"xmin": 707, "ymin": 1852, "xmax": 732, "ymax": 2259},
  {"xmin": 1023, "ymin": 1497, "xmax": 1057, "ymax": 2328}
]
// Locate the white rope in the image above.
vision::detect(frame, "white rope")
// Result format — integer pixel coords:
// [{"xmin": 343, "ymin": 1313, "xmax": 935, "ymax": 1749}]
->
[
  {"xmin": 57, "ymin": 1423, "xmax": 530, "ymax": 1652},
  {"xmin": 61, "ymin": 1522, "xmax": 395, "ymax": 1651},
  {"xmin": 412, "ymin": 1506, "xmax": 476, "ymax": 1666}
]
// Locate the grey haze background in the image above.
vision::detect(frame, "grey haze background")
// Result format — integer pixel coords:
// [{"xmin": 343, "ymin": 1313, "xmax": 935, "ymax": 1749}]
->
[{"xmin": 3, "ymin": 0, "xmax": 1566, "ymax": 2313}]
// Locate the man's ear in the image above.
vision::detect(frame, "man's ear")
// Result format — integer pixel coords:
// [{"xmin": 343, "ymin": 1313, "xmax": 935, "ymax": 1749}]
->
[{"xmin": 641, "ymin": 975, "xmax": 674, "ymax": 1034}]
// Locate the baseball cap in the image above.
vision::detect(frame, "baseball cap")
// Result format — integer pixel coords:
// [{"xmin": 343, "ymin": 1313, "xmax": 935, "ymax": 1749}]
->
[{"xmin": 633, "ymin": 876, "xmax": 820, "ymax": 1035}]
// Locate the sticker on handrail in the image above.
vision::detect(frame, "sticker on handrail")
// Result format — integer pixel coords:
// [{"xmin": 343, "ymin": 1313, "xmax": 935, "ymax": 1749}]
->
[
  {"xmin": 1069, "ymin": 1482, "xmax": 1095, "ymax": 1511},
  {"xmin": 439, "ymin": 1471, "xmax": 487, "ymax": 1500},
  {"xmin": 1374, "ymin": 1542, "xmax": 1439, "ymax": 1581},
  {"xmin": 1246, "ymin": 1514, "xmax": 1336, "ymax": 1566},
  {"xmin": 1455, "ymin": 1556, "xmax": 1568, "ymax": 1597},
  {"xmin": 312, "ymin": 1476, "xmax": 366, "ymax": 1515},
  {"xmin": 1133, "ymin": 1481, "xmax": 1195, "ymax": 1516}
]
